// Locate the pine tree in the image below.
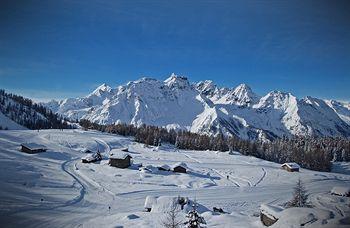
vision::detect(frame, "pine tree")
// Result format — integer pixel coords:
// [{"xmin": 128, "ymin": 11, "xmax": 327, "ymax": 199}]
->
[
  {"xmin": 287, "ymin": 179, "xmax": 310, "ymax": 208},
  {"xmin": 184, "ymin": 201, "xmax": 206, "ymax": 228}
]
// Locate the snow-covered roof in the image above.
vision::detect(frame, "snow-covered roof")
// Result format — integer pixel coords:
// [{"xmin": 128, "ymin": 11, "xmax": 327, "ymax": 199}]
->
[
  {"xmin": 81, "ymin": 148, "xmax": 92, "ymax": 153},
  {"xmin": 159, "ymin": 164, "xmax": 171, "ymax": 170},
  {"xmin": 281, "ymin": 162, "xmax": 300, "ymax": 169},
  {"xmin": 171, "ymin": 162, "xmax": 188, "ymax": 169},
  {"xmin": 273, "ymin": 207, "xmax": 333, "ymax": 227},
  {"xmin": 109, "ymin": 152, "xmax": 132, "ymax": 160},
  {"xmin": 331, "ymin": 186, "xmax": 350, "ymax": 196},
  {"xmin": 260, "ymin": 204, "xmax": 284, "ymax": 220},
  {"xmin": 82, "ymin": 154, "xmax": 96, "ymax": 162},
  {"xmin": 144, "ymin": 196, "xmax": 157, "ymax": 209},
  {"xmin": 21, "ymin": 143, "xmax": 46, "ymax": 150}
]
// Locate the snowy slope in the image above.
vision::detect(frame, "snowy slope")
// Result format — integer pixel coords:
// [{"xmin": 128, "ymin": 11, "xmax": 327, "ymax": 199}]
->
[
  {"xmin": 0, "ymin": 93, "xmax": 49, "ymax": 129},
  {"xmin": 326, "ymin": 100, "xmax": 350, "ymax": 126},
  {"xmin": 0, "ymin": 129, "xmax": 349, "ymax": 227},
  {"xmin": 44, "ymin": 74, "xmax": 350, "ymax": 140},
  {"xmin": 0, "ymin": 111, "xmax": 27, "ymax": 130}
]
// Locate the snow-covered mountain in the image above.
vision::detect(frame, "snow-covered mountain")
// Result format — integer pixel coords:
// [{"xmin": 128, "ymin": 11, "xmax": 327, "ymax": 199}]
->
[{"xmin": 45, "ymin": 74, "xmax": 350, "ymax": 140}]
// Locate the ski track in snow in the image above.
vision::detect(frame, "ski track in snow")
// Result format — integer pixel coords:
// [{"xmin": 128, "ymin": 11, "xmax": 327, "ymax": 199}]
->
[
  {"xmin": 181, "ymin": 151, "xmax": 240, "ymax": 187},
  {"xmin": 253, "ymin": 168, "xmax": 267, "ymax": 187},
  {"xmin": 61, "ymin": 158, "xmax": 86, "ymax": 206}
]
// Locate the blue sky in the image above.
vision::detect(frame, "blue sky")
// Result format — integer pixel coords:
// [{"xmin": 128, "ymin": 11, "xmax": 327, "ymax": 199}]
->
[{"xmin": 0, "ymin": 0, "xmax": 349, "ymax": 101}]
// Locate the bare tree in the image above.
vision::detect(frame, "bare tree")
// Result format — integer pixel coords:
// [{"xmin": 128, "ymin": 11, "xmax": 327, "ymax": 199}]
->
[{"xmin": 162, "ymin": 201, "xmax": 183, "ymax": 228}]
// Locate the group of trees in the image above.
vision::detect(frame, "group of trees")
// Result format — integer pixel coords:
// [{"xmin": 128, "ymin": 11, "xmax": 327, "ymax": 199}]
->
[
  {"xmin": 79, "ymin": 119, "xmax": 350, "ymax": 172},
  {"xmin": 227, "ymin": 136, "xmax": 335, "ymax": 172},
  {"xmin": 0, "ymin": 89, "xmax": 72, "ymax": 130}
]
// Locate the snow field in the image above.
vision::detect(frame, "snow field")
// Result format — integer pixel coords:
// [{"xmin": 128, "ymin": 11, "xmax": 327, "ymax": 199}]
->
[{"xmin": 0, "ymin": 129, "xmax": 349, "ymax": 227}]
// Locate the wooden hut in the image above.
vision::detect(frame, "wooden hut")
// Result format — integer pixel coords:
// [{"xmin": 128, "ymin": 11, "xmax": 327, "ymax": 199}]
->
[
  {"xmin": 144, "ymin": 196, "xmax": 157, "ymax": 212},
  {"xmin": 281, "ymin": 162, "xmax": 300, "ymax": 172},
  {"xmin": 171, "ymin": 162, "xmax": 187, "ymax": 173},
  {"xmin": 81, "ymin": 151, "xmax": 102, "ymax": 163},
  {"xmin": 260, "ymin": 204, "xmax": 283, "ymax": 226},
  {"xmin": 158, "ymin": 164, "xmax": 171, "ymax": 171},
  {"xmin": 21, "ymin": 143, "xmax": 47, "ymax": 154},
  {"xmin": 109, "ymin": 152, "xmax": 132, "ymax": 168}
]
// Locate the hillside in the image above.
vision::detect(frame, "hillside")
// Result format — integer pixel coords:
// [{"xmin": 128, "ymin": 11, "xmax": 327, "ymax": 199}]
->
[
  {"xmin": 45, "ymin": 74, "xmax": 350, "ymax": 141},
  {"xmin": 0, "ymin": 129, "xmax": 349, "ymax": 227},
  {"xmin": 0, "ymin": 111, "xmax": 27, "ymax": 130},
  {"xmin": 0, "ymin": 90, "xmax": 72, "ymax": 130}
]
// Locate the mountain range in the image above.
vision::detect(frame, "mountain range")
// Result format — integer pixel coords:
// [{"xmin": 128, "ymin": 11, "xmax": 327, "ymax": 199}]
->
[{"xmin": 45, "ymin": 73, "xmax": 350, "ymax": 141}]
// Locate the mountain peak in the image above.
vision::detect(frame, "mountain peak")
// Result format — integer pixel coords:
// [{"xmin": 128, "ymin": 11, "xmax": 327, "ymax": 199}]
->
[
  {"xmin": 164, "ymin": 73, "xmax": 190, "ymax": 89},
  {"xmin": 231, "ymin": 83, "xmax": 259, "ymax": 105},
  {"xmin": 196, "ymin": 80, "xmax": 217, "ymax": 96},
  {"xmin": 234, "ymin": 83, "xmax": 251, "ymax": 91},
  {"xmin": 92, "ymin": 83, "xmax": 112, "ymax": 95}
]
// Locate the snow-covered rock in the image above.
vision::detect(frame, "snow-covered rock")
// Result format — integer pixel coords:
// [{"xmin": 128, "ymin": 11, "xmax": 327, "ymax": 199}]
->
[
  {"xmin": 271, "ymin": 207, "xmax": 334, "ymax": 228},
  {"xmin": 260, "ymin": 204, "xmax": 284, "ymax": 220},
  {"xmin": 331, "ymin": 186, "xmax": 350, "ymax": 196},
  {"xmin": 149, "ymin": 196, "xmax": 209, "ymax": 214}
]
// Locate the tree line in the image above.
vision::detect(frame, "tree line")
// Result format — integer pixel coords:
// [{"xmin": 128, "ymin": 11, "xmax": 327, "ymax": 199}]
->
[
  {"xmin": 0, "ymin": 89, "xmax": 73, "ymax": 130},
  {"xmin": 80, "ymin": 119, "xmax": 350, "ymax": 172}
]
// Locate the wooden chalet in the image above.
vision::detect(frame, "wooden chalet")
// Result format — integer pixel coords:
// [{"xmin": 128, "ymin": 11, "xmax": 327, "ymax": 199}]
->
[
  {"xmin": 171, "ymin": 162, "xmax": 187, "ymax": 173},
  {"xmin": 281, "ymin": 162, "xmax": 300, "ymax": 172},
  {"xmin": 21, "ymin": 143, "xmax": 47, "ymax": 154},
  {"xmin": 109, "ymin": 151, "xmax": 132, "ymax": 168}
]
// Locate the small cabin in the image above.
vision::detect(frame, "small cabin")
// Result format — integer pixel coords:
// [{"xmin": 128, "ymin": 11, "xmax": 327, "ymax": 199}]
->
[
  {"xmin": 260, "ymin": 204, "xmax": 283, "ymax": 226},
  {"xmin": 109, "ymin": 152, "xmax": 132, "ymax": 168},
  {"xmin": 331, "ymin": 186, "xmax": 350, "ymax": 197},
  {"xmin": 171, "ymin": 162, "xmax": 187, "ymax": 173},
  {"xmin": 158, "ymin": 164, "xmax": 171, "ymax": 171},
  {"xmin": 21, "ymin": 143, "xmax": 47, "ymax": 154},
  {"xmin": 281, "ymin": 162, "xmax": 300, "ymax": 172},
  {"xmin": 81, "ymin": 151, "xmax": 102, "ymax": 163},
  {"xmin": 144, "ymin": 196, "xmax": 157, "ymax": 212}
]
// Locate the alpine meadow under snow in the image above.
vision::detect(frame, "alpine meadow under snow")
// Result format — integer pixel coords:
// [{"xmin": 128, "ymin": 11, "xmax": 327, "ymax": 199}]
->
[
  {"xmin": 0, "ymin": 129, "xmax": 349, "ymax": 227},
  {"xmin": 45, "ymin": 74, "xmax": 350, "ymax": 141}
]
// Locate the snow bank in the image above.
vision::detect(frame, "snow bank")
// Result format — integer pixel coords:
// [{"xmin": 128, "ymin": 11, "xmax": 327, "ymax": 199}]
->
[
  {"xmin": 147, "ymin": 196, "xmax": 209, "ymax": 214},
  {"xmin": 331, "ymin": 186, "xmax": 350, "ymax": 196},
  {"xmin": 144, "ymin": 196, "xmax": 157, "ymax": 209},
  {"xmin": 260, "ymin": 204, "xmax": 284, "ymax": 220},
  {"xmin": 272, "ymin": 207, "xmax": 333, "ymax": 228}
]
